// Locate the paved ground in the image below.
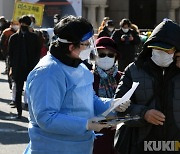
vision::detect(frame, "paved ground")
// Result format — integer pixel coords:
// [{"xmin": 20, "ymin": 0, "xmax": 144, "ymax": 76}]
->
[{"xmin": 0, "ymin": 60, "xmax": 29, "ymax": 154}]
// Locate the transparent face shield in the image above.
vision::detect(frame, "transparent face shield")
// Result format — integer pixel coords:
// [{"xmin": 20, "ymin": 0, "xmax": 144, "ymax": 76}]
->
[
  {"xmin": 79, "ymin": 31, "xmax": 98, "ymax": 61},
  {"xmin": 89, "ymin": 36, "xmax": 98, "ymax": 58},
  {"xmin": 55, "ymin": 30, "xmax": 97, "ymax": 63}
]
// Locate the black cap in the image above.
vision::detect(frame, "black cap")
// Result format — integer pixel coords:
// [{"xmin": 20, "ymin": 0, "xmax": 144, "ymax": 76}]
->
[
  {"xmin": 147, "ymin": 42, "xmax": 175, "ymax": 51},
  {"xmin": 106, "ymin": 20, "xmax": 114, "ymax": 27},
  {"xmin": 54, "ymin": 15, "xmax": 93, "ymax": 43},
  {"xmin": 54, "ymin": 14, "xmax": 60, "ymax": 20},
  {"xmin": 0, "ymin": 16, "xmax": 6, "ymax": 22},
  {"xmin": 19, "ymin": 15, "xmax": 31, "ymax": 26}
]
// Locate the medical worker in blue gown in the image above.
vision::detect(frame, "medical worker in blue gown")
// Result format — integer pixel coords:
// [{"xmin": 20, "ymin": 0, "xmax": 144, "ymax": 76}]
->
[{"xmin": 24, "ymin": 15, "xmax": 130, "ymax": 154}]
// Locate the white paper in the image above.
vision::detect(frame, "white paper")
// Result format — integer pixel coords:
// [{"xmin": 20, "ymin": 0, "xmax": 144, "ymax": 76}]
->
[{"xmin": 102, "ymin": 82, "xmax": 139, "ymax": 116}]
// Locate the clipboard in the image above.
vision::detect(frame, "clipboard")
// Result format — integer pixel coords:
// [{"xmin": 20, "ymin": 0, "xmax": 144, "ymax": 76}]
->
[{"xmin": 92, "ymin": 115, "xmax": 140, "ymax": 125}]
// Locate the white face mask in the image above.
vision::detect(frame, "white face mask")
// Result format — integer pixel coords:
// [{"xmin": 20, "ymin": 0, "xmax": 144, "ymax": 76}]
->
[
  {"xmin": 12, "ymin": 25, "xmax": 19, "ymax": 31},
  {"xmin": 54, "ymin": 19, "xmax": 59, "ymax": 24},
  {"xmin": 151, "ymin": 49, "xmax": 174, "ymax": 67},
  {"xmin": 95, "ymin": 57, "xmax": 115, "ymax": 70},
  {"xmin": 107, "ymin": 27, "xmax": 114, "ymax": 32},
  {"xmin": 79, "ymin": 36, "xmax": 98, "ymax": 60},
  {"xmin": 79, "ymin": 47, "xmax": 93, "ymax": 60},
  {"xmin": 30, "ymin": 22, "xmax": 35, "ymax": 28},
  {"xmin": 122, "ymin": 28, "xmax": 129, "ymax": 33}
]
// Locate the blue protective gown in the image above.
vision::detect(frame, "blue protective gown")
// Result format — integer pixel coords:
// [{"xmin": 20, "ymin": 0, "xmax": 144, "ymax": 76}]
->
[{"xmin": 24, "ymin": 54, "xmax": 111, "ymax": 154}]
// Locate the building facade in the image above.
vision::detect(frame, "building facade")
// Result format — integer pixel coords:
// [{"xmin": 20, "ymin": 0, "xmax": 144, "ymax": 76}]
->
[
  {"xmin": 83, "ymin": 0, "xmax": 180, "ymax": 30},
  {"xmin": 0, "ymin": 0, "xmax": 180, "ymax": 30},
  {"xmin": 0, "ymin": 0, "xmax": 15, "ymax": 20}
]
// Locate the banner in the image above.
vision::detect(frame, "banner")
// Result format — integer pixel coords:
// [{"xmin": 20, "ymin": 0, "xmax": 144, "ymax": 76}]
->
[
  {"xmin": 13, "ymin": 1, "xmax": 44, "ymax": 26},
  {"xmin": 20, "ymin": 0, "xmax": 82, "ymax": 28}
]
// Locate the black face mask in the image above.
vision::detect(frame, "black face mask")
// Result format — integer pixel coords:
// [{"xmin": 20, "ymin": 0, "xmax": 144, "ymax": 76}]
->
[{"xmin": 21, "ymin": 25, "xmax": 29, "ymax": 32}]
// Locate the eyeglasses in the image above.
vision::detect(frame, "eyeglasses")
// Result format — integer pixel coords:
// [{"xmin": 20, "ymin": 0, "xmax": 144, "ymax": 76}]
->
[
  {"xmin": 98, "ymin": 53, "xmax": 115, "ymax": 58},
  {"xmin": 80, "ymin": 42, "xmax": 91, "ymax": 47}
]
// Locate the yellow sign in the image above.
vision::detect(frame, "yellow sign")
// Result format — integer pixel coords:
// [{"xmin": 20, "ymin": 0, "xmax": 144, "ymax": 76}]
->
[{"xmin": 13, "ymin": 1, "xmax": 44, "ymax": 27}]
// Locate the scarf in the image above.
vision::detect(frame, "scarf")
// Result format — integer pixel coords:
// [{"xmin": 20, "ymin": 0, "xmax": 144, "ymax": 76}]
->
[{"xmin": 94, "ymin": 65, "xmax": 118, "ymax": 98}]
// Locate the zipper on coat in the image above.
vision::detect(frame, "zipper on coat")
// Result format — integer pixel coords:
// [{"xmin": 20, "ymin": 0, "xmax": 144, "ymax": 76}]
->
[{"xmin": 161, "ymin": 68, "xmax": 167, "ymax": 142}]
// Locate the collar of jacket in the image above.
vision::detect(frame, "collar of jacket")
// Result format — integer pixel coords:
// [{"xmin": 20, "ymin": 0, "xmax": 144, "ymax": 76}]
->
[
  {"xmin": 17, "ymin": 30, "xmax": 30, "ymax": 35},
  {"xmin": 50, "ymin": 48, "xmax": 82, "ymax": 68},
  {"xmin": 143, "ymin": 58, "xmax": 179, "ymax": 78}
]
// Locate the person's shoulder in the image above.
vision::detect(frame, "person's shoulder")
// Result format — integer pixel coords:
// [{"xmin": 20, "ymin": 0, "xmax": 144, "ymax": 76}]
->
[
  {"xmin": 129, "ymin": 29, "xmax": 139, "ymax": 35},
  {"xmin": 117, "ymin": 70, "xmax": 124, "ymax": 76},
  {"xmin": 113, "ymin": 29, "xmax": 121, "ymax": 33},
  {"xmin": 32, "ymin": 55, "xmax": 65, "ymax": 78},
  {"xmin": 2, "ymin": 27, "xmax": 11, "ymax": 33},
  {"xmin": 112, "ymin": 29, "xmax": 122, "ymax": 36},
  {"xmin": 3, "ymin": 28, "xmax": 15, "ymax": 36},
  {"xmin": 122, "ymin": 62, "xmax": 136, "ymax": 72},
  {"xmin": 9, "ymin": 32, "xmax": 18, "ymax": 39},
  {"xmin": 128, "ymin": 62, "xmax": 137, "ymax": 69},
  {"xmin": 29, "ymin": 31, "xmax": 39, "ymax": 37}
]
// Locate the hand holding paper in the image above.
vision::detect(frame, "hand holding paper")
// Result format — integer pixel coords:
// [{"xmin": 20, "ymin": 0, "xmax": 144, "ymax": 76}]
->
[
  {"xmin": 102, "ymin": 82, "xmax": 139, "ymax": 116},
  {"xmin": 114, "ymin": 99, "xmax": 131, "ymax": 112}
]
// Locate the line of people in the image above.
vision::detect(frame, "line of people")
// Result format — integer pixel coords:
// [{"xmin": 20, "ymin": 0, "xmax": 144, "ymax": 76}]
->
[
  {"xmin": 23, "ymin": 15, "xmax": 180, "ymax": 154},
  {"xmin": 97, "ymin": 17, "xmax": 141, "ymax": 72},
  {"xmin": 0, "ymin": 15, "xmax": 49, "ymax": 119}
]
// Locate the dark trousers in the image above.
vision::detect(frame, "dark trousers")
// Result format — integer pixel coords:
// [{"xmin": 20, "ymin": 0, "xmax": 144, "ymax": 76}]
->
[
  {"xmin": 93, "ymin": 128, "xmax": 118, "ymax": 154},
  {"xmin": 7, "ymin": 56, "xmax": 12, "ymax": 89},
  {"xmin": 2, "ymin": 52, "xmax": 8, "ymax": 72},
  {"xmin": 15, "ymin": 79, "xmax": 24, "ymax": 116}
]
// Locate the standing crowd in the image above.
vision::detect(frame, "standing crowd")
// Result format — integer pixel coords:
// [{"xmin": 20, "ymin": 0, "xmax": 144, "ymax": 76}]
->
[{"xmin": 0, "ymin": 13, "xmax": 180, "ymax": 154}]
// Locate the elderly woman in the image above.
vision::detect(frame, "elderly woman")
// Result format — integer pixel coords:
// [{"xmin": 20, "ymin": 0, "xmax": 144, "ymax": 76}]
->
[{"xmin": 93, "ymin": 37, "xmax": 123, "ymax": 154}]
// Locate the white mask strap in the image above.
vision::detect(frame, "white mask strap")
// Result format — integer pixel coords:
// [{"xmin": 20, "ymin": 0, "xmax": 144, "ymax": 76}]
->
[
  {"xmin": 57, "ymin": 38, "xmax": 72, "ymax": 43},
  {"xmin": 89, "ymin": 36, "xmax": 98, "ymax": 56}
]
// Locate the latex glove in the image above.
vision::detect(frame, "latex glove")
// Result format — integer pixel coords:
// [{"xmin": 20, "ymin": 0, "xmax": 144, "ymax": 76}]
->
[
  {"xmin": 86, "ymin": 118, "xmax": 110, "ymax": 132},
  {"xmin": 111, "ymin": 98, "xmax": 131, "ymax": 112}
]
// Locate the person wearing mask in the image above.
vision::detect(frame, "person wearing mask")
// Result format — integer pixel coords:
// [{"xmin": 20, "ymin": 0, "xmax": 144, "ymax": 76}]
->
[
  {"xmin": 23, "ymin": 15, "xmax": 130, "ymax": 154},
  {"xmin": 93, "ymin": 37, "xmax": 123, "ymax": 154},
  {"xmin": 53, "ymin": 14, "xmax": 61, "ymax": 26},
  {"xmin": 0, "ymin": 16, "xmax": 11, "ymax": 74},
  {"xmin": 51, "ymin": 14, "xmax": 61, "ymax": 42},
  {"xmin": 29, "ymin": 15, "xmax": 36, "ymax": 32},
  {"xmin": 0, "ymin": 20, "xmax": 19, "ymax": 77},
  {"xmin": 0, "ymin": 20, "xmax": 20, "ymax": 108},
  {"xmin": 98, "ymin": 17, "xmax": 110, "ymax": 34},
  {"xmin": 97, "ymin": 20, "xmax": 115, "ymax": 38},
  {"xmin": 8, "ymin": 15, "xmax": 40, "ymax": 119},
  {"xmin": 111, "ymin": 18, "xmax": 140, "ymax": 71},
  {"xmin": 114, "ymin": 19, "xmax": 180, "ymax": 154}
]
